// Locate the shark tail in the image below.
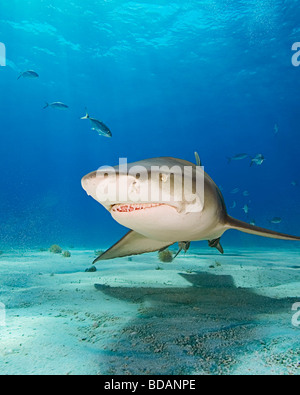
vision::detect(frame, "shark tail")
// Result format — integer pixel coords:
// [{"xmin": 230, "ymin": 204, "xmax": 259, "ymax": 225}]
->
[
  {"xmin": 227, "ymin": 157, "xmax": 232, "ymax": 164},
  {"xmin": 226, "ymin": 216, "xmax": 300, "ymax": 241},
  {"xmin": 43, "ymin": 102, "xmax": 49, "ymax": 109},
  {"xmin": 17, "ymin": 73, "xmax": 22, "ymax": 80}
]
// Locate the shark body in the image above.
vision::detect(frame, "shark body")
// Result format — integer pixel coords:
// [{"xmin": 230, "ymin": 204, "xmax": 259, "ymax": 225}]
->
[{"xmin": 81, "ymin": 155, "xmax": 300, "ymax": 262}]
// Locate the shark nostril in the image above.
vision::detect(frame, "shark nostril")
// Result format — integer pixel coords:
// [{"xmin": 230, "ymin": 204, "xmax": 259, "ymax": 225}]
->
[{"xmin": 130, "ymin": 180, "xmax": 140, "ymax": 193}]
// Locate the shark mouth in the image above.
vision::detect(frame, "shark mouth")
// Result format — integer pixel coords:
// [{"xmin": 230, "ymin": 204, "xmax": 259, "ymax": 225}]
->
[{"xmin": 111, "ymin": 203, "xmax": 164, "ymax": 213}]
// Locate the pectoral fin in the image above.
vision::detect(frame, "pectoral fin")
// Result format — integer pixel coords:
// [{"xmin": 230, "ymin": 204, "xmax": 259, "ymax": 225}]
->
[
  {"xmin": 173, "ymin": 241, "xmax": 191, "ymax": 259},
  {"xmin": 208, "ymin": 238, "xmax": 224, "ymax": 254},
  {"xmin": 93, "ymin": 231, "xmax": 174, "ymax": 263}
]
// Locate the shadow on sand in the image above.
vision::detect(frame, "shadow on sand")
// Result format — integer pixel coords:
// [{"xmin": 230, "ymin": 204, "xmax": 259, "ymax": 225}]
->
[{"xmin": 94, "ymin": 271, "xmax": 299, "ymax": 374}]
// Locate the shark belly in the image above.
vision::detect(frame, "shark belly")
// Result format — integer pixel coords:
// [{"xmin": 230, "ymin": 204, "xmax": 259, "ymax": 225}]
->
[{"xmin": 111, "ymin": 204, "xmax": 225, "ymax": 243}]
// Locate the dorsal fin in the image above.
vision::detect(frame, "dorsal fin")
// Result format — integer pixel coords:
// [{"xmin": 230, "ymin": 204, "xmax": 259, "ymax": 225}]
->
[{"xmin": 194, "ymin": 152, "xmax": 202, "ymax": 167}]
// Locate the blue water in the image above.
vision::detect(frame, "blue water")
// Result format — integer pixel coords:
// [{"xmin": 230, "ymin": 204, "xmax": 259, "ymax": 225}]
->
[{"xmin": 1, "ymin": 0, "xmax": 300, "ymax": 250}]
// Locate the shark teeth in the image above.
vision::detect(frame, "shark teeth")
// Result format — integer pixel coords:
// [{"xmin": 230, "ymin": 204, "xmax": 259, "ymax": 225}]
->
[{"xmin": 112, "ymin": 203, "xmax": 163, "ymax": 213}]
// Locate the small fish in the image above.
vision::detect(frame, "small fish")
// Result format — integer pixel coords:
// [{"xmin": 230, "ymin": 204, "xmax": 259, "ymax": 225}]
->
[
  {"xmin": 81, "ymin": 110, "xmax": 112, "ymax": 138},
  {"xmin": 291, "ymin": 181, "xmax": 298, "ymax": 187},
  {"xmin": 270, "ymin": 217, "xmax": 282, "ymax": 224},
  {"xmin": 274, "ymin": 123, "xmax": 279, "ymax": 135},
  {"xmin": 250, "ymin": 219, "xmax": 256, "ymax": 226},
  {"xmin": 227, "ymin": 153, "xmax": 248, "ymax": 164},
  {"xmin": 230, "ymin": 201, "xmax": 236, "ymax": 209},
  {"xmin": 242, "ymin": 204, "xmax": 249, "ymax": 214},
  {"xmin": 250, "ymin": 154, "xmax": 265, "ymax": 167},
  {"xmin": 43, "ymin": 102, "xmax": 69, "ymax": 110},
  {"xmin": 17, "ymin": 70, "xmax": 39, "ymax": 80},
  {"xmin": 243, "ymin": 190, "xmax": 250, "ymax": 197},
  {"xmin": 230, "ymin": 188, "xmax": 240, "ymax": 194}
]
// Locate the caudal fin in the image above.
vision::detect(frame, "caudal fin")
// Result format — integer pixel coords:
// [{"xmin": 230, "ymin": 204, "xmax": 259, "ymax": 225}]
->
[
  {"xmin": 226, "ymin": 216, "xmax": 300, "ymax": 241},
  {"xmin": 80, "ymin": 108, "xmax": 89, "ymax": 119},
  {"xmin": 43, "ymin": 102, "xmax": 49, "ymax": 109}
]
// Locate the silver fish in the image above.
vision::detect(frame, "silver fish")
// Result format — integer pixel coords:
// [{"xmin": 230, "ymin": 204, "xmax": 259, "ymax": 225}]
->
[
  {"xmin": 227, "ymin": 154, "xmax": 248, "ymax": 164},
  {"xmin": 43, "ymin": 102, "xmax": 69, "ymax": 110},
  {"xmin": 17, "ymin": 70, "xmax": 39, "ymax": 80},
  {"xmin": 270, "ymin": 217, "xmax": 282, "ymax": 224},
  {"xmin": 231, "ymin": 188, "xmax": 240, "ymax": 194},
  {"xmin": 242, "ymin": 204, "xmax": 249, "ymax": 214},
  {"xmin": 243, "ymin": 190, "xmax": 250, "ymax": 197},
  {"xmin": 81, "ymin": 110, "xmax": 112, "ymax": 138},
  {"xmin": 250, "ymin": 154, "xmax": 265, "ymax": 167},
  {"xmin": 230, "ymin": 201, "xmax": 236, "ymax": 209}
]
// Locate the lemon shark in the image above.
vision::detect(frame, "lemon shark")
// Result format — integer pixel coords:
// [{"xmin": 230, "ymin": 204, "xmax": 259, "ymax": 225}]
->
[{"xmin": 81, "ymin": 154, "xmax": 300, "ymax": 263}]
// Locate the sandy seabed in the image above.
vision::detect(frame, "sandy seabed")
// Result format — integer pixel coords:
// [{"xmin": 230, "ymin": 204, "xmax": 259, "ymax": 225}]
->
[{"xmin": 0, "ymin": 247, "xmax": 299, "ymax": 375}]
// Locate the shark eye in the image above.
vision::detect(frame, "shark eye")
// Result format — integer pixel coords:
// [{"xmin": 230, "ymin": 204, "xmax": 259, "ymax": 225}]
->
[{"xmin": 160, "ymin": 173, "xmax": 169, "ymax": 182}]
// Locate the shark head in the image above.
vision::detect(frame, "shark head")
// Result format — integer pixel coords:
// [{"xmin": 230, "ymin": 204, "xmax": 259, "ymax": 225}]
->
[{"xmin": 81, "ymin": 157, "xmax": 213, "ymax": 243}]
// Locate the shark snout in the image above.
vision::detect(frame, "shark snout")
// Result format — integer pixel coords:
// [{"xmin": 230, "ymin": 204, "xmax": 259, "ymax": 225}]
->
[
  {"xmin": 81, "ymin": 170, "xmax": 143, "ymax": 211},
  {"xmin": 81, "ymin": 171, "xmax": 98, "ymax": 197}
]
